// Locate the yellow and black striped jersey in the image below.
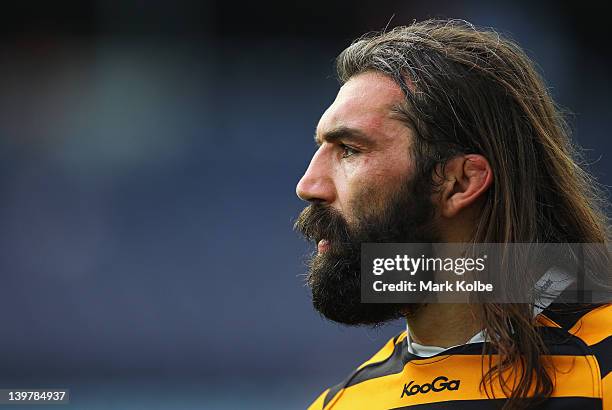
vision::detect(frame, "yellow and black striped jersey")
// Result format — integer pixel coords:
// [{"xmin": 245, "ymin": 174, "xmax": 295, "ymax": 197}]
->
[{"xmin": 308, "ymin": 303, "xmax": 611, "ymax": 409}]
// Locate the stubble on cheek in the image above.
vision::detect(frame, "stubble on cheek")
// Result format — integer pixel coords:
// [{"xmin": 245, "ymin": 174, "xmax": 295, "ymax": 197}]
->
[
  {"xmin": 338, "ymin": 133, "xmax": 414, "ymax": 224},
  {"xmin": 348, "ymin": 165, "xmax": 411, "ymax": 223}
]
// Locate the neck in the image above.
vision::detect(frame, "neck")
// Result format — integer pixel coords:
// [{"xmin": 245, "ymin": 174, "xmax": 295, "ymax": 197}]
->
[
  {"xmin": 406, "ymin": 303, "xmax": 481, "ymax": 348},
  {"xmin": 407, "ymin": 214, "xmax": 483, "ymax": 347}
]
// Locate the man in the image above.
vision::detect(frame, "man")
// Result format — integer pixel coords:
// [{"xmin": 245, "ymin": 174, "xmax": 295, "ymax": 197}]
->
[{"xmin": 294, "ymin": 20, "xmax": 611, "ymax": 409}]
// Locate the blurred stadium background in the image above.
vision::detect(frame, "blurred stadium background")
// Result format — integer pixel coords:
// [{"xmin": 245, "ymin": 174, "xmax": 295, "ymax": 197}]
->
[{"xmin": 0, "ymin": 1, "xmax": 610, "ymax": 408}]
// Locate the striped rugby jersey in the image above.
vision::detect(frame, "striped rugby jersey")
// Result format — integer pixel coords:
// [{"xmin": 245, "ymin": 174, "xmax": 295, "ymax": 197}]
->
[{"xmin": 308, "ymin": 303, "xmax": 611, "ymax": 409}]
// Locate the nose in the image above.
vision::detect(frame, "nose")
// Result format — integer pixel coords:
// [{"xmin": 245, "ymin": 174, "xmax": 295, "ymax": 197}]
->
[{"xmin": 296, "ymin": 147, "xmax": 336, "ymax": 204}]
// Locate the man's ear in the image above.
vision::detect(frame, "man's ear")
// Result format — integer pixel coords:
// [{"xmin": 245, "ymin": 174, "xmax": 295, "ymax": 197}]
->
[{"xmin": 435, "ymin": 154, "xmax": 493, "ymax": 218}]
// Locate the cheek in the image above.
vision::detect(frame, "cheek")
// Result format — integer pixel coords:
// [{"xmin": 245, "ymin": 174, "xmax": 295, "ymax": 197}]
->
[
  {"xmin": 363, "ymin": 154, "xmax": 412, "ymax": 191},
  {"xmin": 341, "ymin": 156, "xmax": 412, "ymax": 219}
]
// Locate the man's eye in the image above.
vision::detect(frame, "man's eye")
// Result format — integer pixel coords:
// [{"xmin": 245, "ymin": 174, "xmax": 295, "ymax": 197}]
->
[{"xmin": 340, "ymin": 144, "xmax": 359, "ymax": 158}]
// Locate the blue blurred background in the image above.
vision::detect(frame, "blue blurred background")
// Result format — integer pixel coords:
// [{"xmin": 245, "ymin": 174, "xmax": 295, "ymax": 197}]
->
[{"xmin": 0, "ymin": 1, "xmax": 610, "ymax": 409}]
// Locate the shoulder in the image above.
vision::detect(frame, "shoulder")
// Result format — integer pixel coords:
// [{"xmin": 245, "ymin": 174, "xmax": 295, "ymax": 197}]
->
[
  {"xmin": 307, "ymin": 330, "xmax": 407, "ymax": 410},
  {"xmin": 541, "ymin": 303, "xmax": 611, "ymax": 400},
  {"xmin": 541, "ymin": 303, "xmax": 611, "ymax": 350},
  {"xmin": 563, "ymin": 304, "xmax": 611, "ymax": 383}
]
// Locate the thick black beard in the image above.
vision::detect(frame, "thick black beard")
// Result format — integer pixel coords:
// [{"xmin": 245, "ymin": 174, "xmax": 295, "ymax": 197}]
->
[{"xmin": 294, "ymin": 177, "xmax": 440, "ymax": 326}]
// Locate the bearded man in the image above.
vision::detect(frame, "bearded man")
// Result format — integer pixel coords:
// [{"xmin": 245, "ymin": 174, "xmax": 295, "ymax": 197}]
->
[{"xmin": 294, "ymin": 19, "xmax": 611, "ymax": 410}]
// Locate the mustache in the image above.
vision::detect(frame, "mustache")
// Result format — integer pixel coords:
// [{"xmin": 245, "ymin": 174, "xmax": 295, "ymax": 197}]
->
[{"xmin": 293, "ymin": 204, "xmax": 352, "ymax": 244}]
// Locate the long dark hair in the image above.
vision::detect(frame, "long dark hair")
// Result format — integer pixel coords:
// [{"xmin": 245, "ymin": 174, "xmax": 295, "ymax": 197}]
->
[{"xmin": 335, "ymin": 19, "xmax": 610, "ymax": 409}]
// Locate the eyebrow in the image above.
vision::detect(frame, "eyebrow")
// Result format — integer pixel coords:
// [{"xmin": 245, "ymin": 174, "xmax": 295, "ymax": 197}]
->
[{"xmin": 314, "ymin": 126, "xmax": 374, "ymax": 147}]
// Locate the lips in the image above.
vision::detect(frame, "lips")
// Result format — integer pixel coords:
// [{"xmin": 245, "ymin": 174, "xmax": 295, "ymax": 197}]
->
[
  {"xmin": 317, "ymin": 239, "xmax": 331, "ymax": 253},
  {"xmin": 295, "ymin": 204, "xmax": 349, "ymax": 255}
]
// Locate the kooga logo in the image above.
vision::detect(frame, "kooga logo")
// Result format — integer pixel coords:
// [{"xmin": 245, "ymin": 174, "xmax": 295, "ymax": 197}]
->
[{"xmin": 401, "ymin": 376, "xmax": 460, "ymax": 398}]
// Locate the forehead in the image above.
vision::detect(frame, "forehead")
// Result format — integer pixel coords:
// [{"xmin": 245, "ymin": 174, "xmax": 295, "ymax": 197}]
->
[{"xmin": 316, "ymin": 71, "xmax": 406, "ymax": 140}]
